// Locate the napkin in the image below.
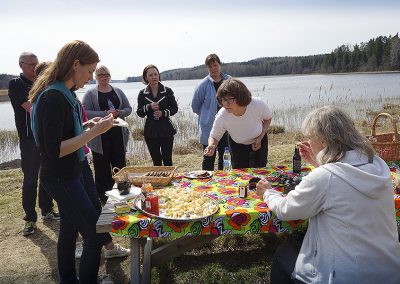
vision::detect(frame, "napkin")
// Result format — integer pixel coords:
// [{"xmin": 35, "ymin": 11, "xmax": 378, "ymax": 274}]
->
[{"xmin": 105, "ymin": 185, "xmax": 141, "ymax": 202}]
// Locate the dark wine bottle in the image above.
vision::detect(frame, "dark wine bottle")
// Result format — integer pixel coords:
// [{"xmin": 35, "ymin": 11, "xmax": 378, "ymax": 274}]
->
[{"xmin": 293, "ymin": 146, "xmax": 301, "ymax": 174}]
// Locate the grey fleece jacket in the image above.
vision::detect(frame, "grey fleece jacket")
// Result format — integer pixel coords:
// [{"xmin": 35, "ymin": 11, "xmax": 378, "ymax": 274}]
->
[
  {"xmin": 82, "ymin": 86, "xmax": 132, "ymax": 155},
  {"xmin": 264, "ymin": 150, "xmax": 400, "ymax": 284}
]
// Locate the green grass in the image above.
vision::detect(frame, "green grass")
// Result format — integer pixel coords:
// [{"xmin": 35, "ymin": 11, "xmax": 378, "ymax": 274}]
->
[{"xmin": 0, "ymin": 147, "xmax": 293, "ymax": 283}]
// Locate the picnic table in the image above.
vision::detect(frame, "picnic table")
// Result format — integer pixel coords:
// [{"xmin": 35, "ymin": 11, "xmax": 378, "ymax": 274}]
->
[{"xmin": 96, "ymin": 164, "xmax": 400, "ymax": 284}]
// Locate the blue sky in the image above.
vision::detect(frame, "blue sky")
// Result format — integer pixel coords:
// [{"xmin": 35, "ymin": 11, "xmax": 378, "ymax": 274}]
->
[{"xmin": 1, "ymin": 0, "xmax": 399, "ymax": 79}]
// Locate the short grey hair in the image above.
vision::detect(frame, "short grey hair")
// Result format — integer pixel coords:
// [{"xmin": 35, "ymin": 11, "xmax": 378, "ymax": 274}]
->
[
  {"xmin": 302, "ymin": 105, "xmax": 375, "ymax": 164},
  {"xmin": 19, "ymin": 52, "xmax": 37, "ymax": 64}
]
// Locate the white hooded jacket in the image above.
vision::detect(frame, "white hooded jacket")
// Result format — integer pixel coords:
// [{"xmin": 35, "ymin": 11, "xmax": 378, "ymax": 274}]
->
[{"xmin": 264, "ymin": 150, "xmax": 400, "ymax": 284}]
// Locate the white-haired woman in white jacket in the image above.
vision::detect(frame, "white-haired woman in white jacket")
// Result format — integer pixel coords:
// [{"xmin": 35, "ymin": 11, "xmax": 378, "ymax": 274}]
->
[{"xmin": 257, "ymin": 105, "xmax": 400, "ymax": 284}]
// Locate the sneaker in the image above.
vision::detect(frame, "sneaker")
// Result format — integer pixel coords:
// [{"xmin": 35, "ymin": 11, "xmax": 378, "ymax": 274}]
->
[
  {"xmin": 22, "ymin": 221, "xmax": 36, "ymax": 236},
  {"xmin": 75, "ymin": 242, "xmax": 83, "ymax": 259},
  {"xmin": 98, "ymin": 274, "xmax": 114, "ymax": 284},
  {"xmin": 42, "ymin": 211, "xmax": 60, "ymax": 221},
  {"xmin": 104, "ymin": 243, "xmax": 130, "ymax": 259}
]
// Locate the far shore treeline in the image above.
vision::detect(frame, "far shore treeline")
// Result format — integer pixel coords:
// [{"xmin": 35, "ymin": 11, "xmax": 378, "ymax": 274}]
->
[
  {"xmin": 127, "ymin": 34, "xmax": 400, "ymax": 82},
  {"xmin": 1, "ymin": 34, "xmax": 399, "ymax": 90}
]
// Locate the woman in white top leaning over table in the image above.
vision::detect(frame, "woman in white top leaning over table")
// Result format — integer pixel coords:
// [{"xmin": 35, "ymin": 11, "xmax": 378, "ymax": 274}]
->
[
  {"xmin": 256, "ymin": 105, "xmax": 400, "ymax": 284},
  {"xmin": 204, "ymin": 78, "xmax": 272, "ymax": 168}
]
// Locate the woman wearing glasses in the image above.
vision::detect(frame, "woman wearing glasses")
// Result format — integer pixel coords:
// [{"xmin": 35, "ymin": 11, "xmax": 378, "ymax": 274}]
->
[
  {"xmin": 256, "ymin": 106, "xmax": 400, "ymax": 284},
  {"xmin": 204, "ymin": 78, "xmax": 272, "ymax": 168},
  {"xmin": 82, "ymin": 65, "xmax": 132, "ymax": 204}
]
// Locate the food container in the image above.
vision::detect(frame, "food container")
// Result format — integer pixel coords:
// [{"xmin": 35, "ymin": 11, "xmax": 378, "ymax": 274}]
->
[
  {"xmin": 144, "ymin": 191, "xmax": 159, "ymax": 215},
  {"xmin": 117, "ymin": 181, "xmax": 130, "ymax": 195},
  {"xmin": 112, "ymin": 166, "xmax": 177, "ymax": 187},
  {"xmin": 238, "ymin": 184, "xmax": 248, "ymax": 198},
  {"xmin": 114, "ymin": 202, "xmax": 131, "ymax": 215}
]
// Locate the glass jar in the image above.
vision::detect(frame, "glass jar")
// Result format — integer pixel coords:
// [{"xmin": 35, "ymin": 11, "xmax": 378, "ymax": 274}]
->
[
  {"xmin": 145, "ymin": 191, "xmax": 159, "ymax": 215},
  {"xmin": 238, "ymin": 184, "xmax": 248, "ymax": 198}
]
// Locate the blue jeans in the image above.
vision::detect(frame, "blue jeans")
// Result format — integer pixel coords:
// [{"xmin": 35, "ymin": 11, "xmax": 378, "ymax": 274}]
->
[
  {"xmin": 43, "ymin": 175, "xmax": 110, "ymax": 284},
  {"xmin": 20, "ymin": 137, "xmax": 54, "ymax": 221},
  {"xmin": 81, "ymin": 158, "xmax": 112, "ymax": 245}
]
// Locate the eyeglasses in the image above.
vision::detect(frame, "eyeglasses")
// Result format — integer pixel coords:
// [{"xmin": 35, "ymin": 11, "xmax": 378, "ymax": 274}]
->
[
  {"xmin": 21, "ymin": 62, "xmax": 37, "ymax": 67},
  {"xmin": 97, "ymin": 73, "xmax": 110, "ymax": 77},
  {"xmin": 221, "ymin": 97, "xmax": 236, "ymax": 105}
]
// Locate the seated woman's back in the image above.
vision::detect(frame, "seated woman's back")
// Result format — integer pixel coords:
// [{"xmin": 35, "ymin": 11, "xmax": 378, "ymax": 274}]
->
[{"xmin": 292, "ymin": 150, "xmax": 400, "ymax": 283}]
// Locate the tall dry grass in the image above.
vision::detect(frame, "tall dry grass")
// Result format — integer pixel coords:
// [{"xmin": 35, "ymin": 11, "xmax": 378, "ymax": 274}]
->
[{"xmin": 1, "ymin": 91, "xmax": 399, "ymax": 164}]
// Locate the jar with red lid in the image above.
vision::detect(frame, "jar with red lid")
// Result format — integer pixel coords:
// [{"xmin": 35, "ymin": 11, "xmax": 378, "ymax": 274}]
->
[{"xmin": 145, "ymin": 191, "xmax": 159, "ymax": 215}]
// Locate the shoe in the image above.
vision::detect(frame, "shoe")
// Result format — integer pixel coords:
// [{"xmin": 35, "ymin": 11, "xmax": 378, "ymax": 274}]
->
[
  {"xmin": 98, "ymin": 274, "xmax": 114, "ymax": 284},
  {"xmin": 42, "ymin": 211, "xmax": 60, "ymax": 221},
  {"xmin": 22, "ymin": 221, "xmax": 36, "ymax": 236},
  {"xmin": 75, "ymin": 242, "xmax": 83, "ymax": 259},
  {"xmin": 104, "ymin": 243, "xmax": 130, "ymax": 259}
]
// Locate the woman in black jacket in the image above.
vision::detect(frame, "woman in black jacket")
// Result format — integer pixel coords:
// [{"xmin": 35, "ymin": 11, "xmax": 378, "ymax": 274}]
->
[
  {"xmin": 29, "ymin": 40, "xmax": 114, "ymax": 283},
  {"xmin": 136, "ymin": 64, "xmax": 178, "ymax": 166}
]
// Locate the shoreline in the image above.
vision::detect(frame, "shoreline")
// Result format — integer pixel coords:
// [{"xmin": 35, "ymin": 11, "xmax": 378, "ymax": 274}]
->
[
  {"xmin": 1, "ymin": 70, "xmax": 400, "ymax": 102},
  {"xmin": 0, "ymin": 89, "xmax": 8, "ymax": 102},
  {"xmin": 0, "ymin": 159, "xmax": 21, "ymax": 170}
]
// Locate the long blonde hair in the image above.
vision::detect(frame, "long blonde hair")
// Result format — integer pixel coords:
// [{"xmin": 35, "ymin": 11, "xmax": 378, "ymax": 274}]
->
[
  {"xmin": 302, "ymin": 105, "xmax": 375, "ymax": 164},
  {"xmin": 29, "ymin": 40, "xmax": 99, "ymax": 102}
]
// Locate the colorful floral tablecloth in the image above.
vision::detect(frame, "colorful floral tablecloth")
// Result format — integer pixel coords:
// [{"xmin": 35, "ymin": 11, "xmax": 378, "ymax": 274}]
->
[{"xmin": 111, "ymin": 165, "xmax": 400, "ymax": 238}]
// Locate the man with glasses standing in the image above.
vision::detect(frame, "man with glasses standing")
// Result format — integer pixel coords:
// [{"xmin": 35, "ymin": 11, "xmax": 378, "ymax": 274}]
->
[
  {"xmin": 8, "ymin": 52, "xmax": 59, "ymax": 236},
  {"xmin": 192, "ymin": 54, "xmax": 231, "ymax": 171}
]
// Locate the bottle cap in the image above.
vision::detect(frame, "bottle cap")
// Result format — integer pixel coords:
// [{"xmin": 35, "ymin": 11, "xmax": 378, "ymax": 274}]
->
[{"xmin": 224, "ymin": 147, "xmax": 229, "ymax": 151}]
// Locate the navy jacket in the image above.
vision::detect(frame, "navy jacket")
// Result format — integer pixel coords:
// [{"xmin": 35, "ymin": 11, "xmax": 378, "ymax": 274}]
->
[
  {"xmin": 136, "ymin": 83, "xmax": 178, "ymax": 138},
  {"xmin": 8, "ymin": 74, "xmax": 34, "ymax": 138}
]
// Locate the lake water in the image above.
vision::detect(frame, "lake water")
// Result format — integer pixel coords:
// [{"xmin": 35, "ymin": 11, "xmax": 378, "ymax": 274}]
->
[
  {"xmin": 1, "ymin": 72, "xmax": 399, "ymax": 130},
  {"xmin": 1, "ymin": 73, "xmax": 399, "ymax": 163}
]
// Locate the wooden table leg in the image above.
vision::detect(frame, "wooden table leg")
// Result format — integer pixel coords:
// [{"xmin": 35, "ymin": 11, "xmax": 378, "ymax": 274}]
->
[
  {"xmin": 130, "ymin": 238, "xmax": 141, "ymax": 284},
  {"xmin": 142, "ymin": 238, "xmax": 153, "ymax": 284}
]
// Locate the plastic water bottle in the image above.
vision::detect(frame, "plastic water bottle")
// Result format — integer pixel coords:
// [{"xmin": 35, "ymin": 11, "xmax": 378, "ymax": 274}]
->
[
  {"xmin": 223, "ymin": 147, "xmax": 232, "ymax": 172},
  {"xmin": 107, "ymin": 99, "xmax": 115, "ymax": 111}
]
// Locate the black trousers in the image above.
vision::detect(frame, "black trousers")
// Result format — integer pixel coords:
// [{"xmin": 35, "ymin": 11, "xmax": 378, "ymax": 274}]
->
[
  {"xmin": 270, "ymin": 240, "xmax": 306, "ymax": 284},
  {"xmin": 202, "ymin": 132, "xmax": 229, "ymax": 171},
  {"xmin": 92, "ymin": 128, "xmax": 126, "ymax": 204},
  {"xmin": 228, "ymin": 134, "xmax": 268, "ymax": 169},
  {"xmin": 144, "ymin": 136, "xmax": 174, "ymax": 166},
  {"xmin": 20, "ymin": 137, "xmax": 54, "ymax": 222}
]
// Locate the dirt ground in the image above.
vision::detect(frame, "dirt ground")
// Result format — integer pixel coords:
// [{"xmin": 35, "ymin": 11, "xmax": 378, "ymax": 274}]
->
[
  {"xmin": 0, "ymin": 163, "xmax": 133, "ymax": 283},
  {"xmin": 0, "ymin": 146, "xmax": 295, "ymax": 283}
]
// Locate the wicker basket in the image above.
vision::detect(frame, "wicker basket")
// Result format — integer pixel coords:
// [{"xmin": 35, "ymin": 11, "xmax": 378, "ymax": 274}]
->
[
  {"xmin": 112, "ymin": 166, "xmax": 178, "ymax": 187},
  {"xmin": 368, "ymin": 113, "xmax": 400, "ymax": 161}
]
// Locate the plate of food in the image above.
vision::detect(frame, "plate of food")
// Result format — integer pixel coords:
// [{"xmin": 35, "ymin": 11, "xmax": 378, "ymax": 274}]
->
[
  {"xmin": 133, "ymin": 188, "xmax": 219, "ymax": 222},
  {"xmin": 113, "ymin": 117, "xmax": 129, "ymax": 127},
  {"xmin": 184, "ymin": 170, "xmax": 213, "ymax": 179}
]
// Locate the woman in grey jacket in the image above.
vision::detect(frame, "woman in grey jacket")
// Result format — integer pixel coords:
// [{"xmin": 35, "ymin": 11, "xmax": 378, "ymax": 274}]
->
[
  {"xmin": 82, "ymin": 65, "xmax": 132, "ymax": 204},
  {"xmin": 257, "ymin": 105, "xmax": 400, "ymax": 284}
]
